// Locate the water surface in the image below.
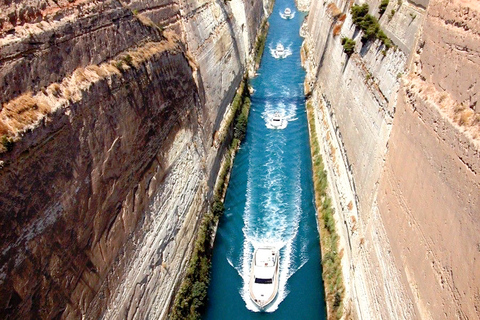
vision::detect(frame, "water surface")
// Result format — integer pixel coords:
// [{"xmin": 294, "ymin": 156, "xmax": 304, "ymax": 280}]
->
[{"xmin": 204, "ymin": 0, "xmax": 326, "ymax": 318}]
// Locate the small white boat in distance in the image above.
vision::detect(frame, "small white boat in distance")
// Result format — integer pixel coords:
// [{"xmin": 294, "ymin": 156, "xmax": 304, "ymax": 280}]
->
[
  {"xmin": 267, "ymin": 113, "xmax": 288, "ymax": 129},
  {"xmin": 249, "ymin": 247, "xmax": 280, "ymax": 310},
  {"xmin": 280, "ymin": 7, "xmax": 295, "ymax": 19},
  {"xmin": 273, "ymin": 43, "xmax": 288, "ymax": 59}
]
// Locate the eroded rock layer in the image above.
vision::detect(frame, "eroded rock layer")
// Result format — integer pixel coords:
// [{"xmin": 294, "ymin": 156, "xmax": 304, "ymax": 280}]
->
[
  {"xmin": 0, "ymin": 0, "xmax": 265, "ymax": 318},
  {"xmin": 302, "ymin": 0, "xmax": 479, "ymax": 318}
]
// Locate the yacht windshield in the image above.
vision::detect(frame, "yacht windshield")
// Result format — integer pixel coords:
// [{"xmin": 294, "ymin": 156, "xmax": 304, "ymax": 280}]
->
[{"xmin": 255, "ymin": 278, "xmax": 273, "ymax": 284}]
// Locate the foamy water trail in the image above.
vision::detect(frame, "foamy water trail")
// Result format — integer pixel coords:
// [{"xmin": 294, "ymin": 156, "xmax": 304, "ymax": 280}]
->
[
  {"xmin": 269, "ymin": 43, "xmax": 293, "ymax": 59},
  {"xmin": 234, "ymin": 124, "xmax": 307, "ymax": 311}
]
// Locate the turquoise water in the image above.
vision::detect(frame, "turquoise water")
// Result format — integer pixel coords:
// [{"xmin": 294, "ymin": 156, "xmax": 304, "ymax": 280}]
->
[{"xmin": 204, "ymin": 0, "xmax": 326, "ymax": 318}]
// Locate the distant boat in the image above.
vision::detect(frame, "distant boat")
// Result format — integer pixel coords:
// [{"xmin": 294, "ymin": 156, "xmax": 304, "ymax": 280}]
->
[
  {"xmin": 267, "ymin": 112, "xmax": 288, "ymax": 129},
  {"xmin": 249, "ymin": 247, "xmax": 280, "ymax": 310},
  {"xmin": 280, "ymin": 7, "xmax": 294, "ymax": 19},
  {"xmin": 273, "ymin": 43, "xmax": 287, "ymax": 59}
]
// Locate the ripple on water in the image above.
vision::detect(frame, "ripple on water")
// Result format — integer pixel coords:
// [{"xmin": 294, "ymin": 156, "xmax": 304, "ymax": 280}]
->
[{"xmin": 205, "ymin": 0, "xmax": 326, "ymax": 317}]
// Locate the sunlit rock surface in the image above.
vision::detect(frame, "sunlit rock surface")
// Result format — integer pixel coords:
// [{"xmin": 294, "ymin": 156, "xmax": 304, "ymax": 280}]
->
[
  {"xmin": 302, "ymin": 0, "xmax": 479, "ymax": 318},
  {"xmin": 0, "ymin": 0, "xmax": 265, "ymax": 318}
]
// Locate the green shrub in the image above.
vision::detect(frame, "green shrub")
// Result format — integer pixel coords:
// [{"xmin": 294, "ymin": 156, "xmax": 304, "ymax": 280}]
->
[
  {"xmin": 341, "ymin": 37, "xmax": 356, "ymax": 56},
  {"xmin": 351, "ymin": 4, "xmax": 393, "ymax": 49},
  {"xmin": 378, "ymin": 0, "xmax": 389, "ymax": 15},
  {"xmin": 305, "ymin": 101, "xmax": 344, "ymax": 319},
  {"xmin": 212, "ymin": 200, "xmax": 225, "ymax": 217},
  {"xmin": 123, "ymin": 54, "xmax": 133, "ymax": 66},
  {"xmin": 172, "ymin": 77, "xmax": 252, "ymax": 320},
  {"xmin": 351, "ymin": 3, "xmax": 369, "ymax": 24},
  {"xmin": 254, "ymin": 21, "xmax": 269, "ymax": 66},
  {"xmin": 388, "ymin": 9, "xmax": 396, "ymax": 20},
  {"xmin": 115, "ymin": 60, "xmax": 124, "ymax": 71}
]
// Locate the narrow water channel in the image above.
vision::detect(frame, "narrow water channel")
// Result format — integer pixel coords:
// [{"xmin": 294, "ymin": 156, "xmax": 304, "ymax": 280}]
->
[{"xmin": 204, "ymin": 0, "xmax": 326, "ymax": 318}]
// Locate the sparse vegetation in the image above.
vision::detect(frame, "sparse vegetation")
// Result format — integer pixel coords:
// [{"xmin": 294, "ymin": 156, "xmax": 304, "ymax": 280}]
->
[
  {"xmin": 341, "ymin": 37, "xmax": 356, "ymax": 56},
  {"xmin": 378, "ymin": 0, "xmax": 389, "ymax": 15},
  {"xmin": 171, "ymin": 77, "xmax": 252, "ymax": 320},
  {"xmin": 388, "ymin": 9, "xmax": 396, "ymax": 21},
  {"xmin": 254, "ymin": 20, "xmax": 269, "ymax": 67},
  {"xmin": 135, "ymin": 13, "xmax": 164, "ymax": 33},
  {"xmin": 306, "ymin": 101, "xmax": 344, "ymax": 319},
  {"xmin": 351, "ymin": 3, "xmax": 393, "ymax": 49},
  {"xmin": 1, "ymin": 135, "xmax": 14, "ymax": 152},
  {"xmin": 115, "ymin": 60, "xmax": 124, "ymax": 71},
  {"xmin": 122, "ymin": 54, "xmax": 133, "ymax": 66}
]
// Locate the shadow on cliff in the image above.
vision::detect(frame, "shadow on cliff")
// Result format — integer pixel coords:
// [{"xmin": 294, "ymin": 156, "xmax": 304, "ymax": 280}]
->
[{"xmin": 0, "ymin": 48, "xmax": 203, "ymax": 319}]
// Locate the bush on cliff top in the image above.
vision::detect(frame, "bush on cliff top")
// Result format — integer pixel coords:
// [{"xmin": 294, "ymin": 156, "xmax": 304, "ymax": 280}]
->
[
  {"xmin": 351, "ymin": 3, "xmax": 392, "ymax": 49},
  {"xmin": 379, "ymin": 0, "xmax": 389, "ymax": 15},
  {"xmin": 341, "ymin": 37, "xmax": 356, "ymax": 56}
]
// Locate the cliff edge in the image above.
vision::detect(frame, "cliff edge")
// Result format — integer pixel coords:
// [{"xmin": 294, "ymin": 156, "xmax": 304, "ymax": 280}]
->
[
  {"xmin": 0, "ymin": 0, "xmax": 265, "ymax": 318},
  {"xmin": 302, "ymin": 0, "xmax": 479, "ymax": 318}
]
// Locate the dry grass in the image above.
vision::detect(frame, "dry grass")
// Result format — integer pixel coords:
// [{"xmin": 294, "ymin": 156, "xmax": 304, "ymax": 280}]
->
[
  {"xmin": 86, "ymin": 64, "xmax": 108, "ymax": 78},
  {"xmin": 0, "ymin": 35, "xmax": 180, "ymax": 145},
  {"xmin": 2, "ymin": 93, "xmax": 52, "ymax": 133},
  {"xmin": 50, "ymin": 83, "xmax": 61, "ymax": 97},
  {"xmin": 0, "ymin": 120, "xmax": 9, "ymax": 135},
  {"xmin": 73, "ymin": 68, "xmax": 88, "ymax": 83}
]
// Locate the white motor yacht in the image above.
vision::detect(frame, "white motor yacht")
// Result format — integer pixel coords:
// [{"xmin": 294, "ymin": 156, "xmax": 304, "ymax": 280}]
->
[
  {"xmin": 280, "ymin": 7, "xmax": 294, "ymax": 19},
  {"xmin": 275, "ymin": 43, "xmax": 285, "ymax": 57},
  {"xmin": 267, "ymin": 113, "xmax": 288, "ymax": 129},
  {"xmin": 249, "ymin": 247, "xmax": 280, "ymax": 310}
]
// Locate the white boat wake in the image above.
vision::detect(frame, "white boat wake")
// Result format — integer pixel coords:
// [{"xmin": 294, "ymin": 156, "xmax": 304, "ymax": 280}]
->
[
  {"xmin": 270, "ymin": 43, "xmax": 292, "ymax": 59},
  {"xmin": 230, "ymin": 133, "xmax": 307, "ymax": 312},
  {"xmin": 263, "ymin": 100, "xmax": 297, "ymax": 129}
]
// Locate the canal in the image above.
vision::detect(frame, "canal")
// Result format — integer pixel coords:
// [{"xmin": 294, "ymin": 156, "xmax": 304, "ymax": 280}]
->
[{"xmin": 204, "ymin": 0, "xmax": 327, "ymax": 318}]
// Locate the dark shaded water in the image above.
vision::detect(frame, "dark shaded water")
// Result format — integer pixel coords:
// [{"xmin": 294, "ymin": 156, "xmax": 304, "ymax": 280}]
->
[{"xmin": 204, "ymin": 0, "xmax": 327, "ymax": 318}]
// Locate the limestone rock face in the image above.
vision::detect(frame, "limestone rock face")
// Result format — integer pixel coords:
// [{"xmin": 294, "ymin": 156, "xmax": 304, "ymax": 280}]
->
[
  {"xmin": 0, "ymin": 0, "xmax": 264, "ymax": 318},
  {"xmin": 302, "ymin": 0, "xmax": 479, "ymax": 318},
  {"xmin": 378, "ymin": 0, "xmax": 480, "ymax": 318}
]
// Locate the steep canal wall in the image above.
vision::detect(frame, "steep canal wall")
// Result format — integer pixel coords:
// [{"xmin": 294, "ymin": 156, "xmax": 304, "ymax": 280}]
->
[
  {"xmin": 0, "ymin": 0, "xmax": 268, "ymax": 318},
  {"xmin": 302, "ymin": 0, "xmax": 480, "ymax": 318}
]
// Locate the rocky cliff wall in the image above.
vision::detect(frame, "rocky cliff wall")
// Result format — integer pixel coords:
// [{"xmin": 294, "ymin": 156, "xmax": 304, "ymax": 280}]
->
[
  {"xmin": 0, "ymin": 0, "xmax": 265, "ymax": 318},
  {"xmin": 302, "ymin": 0, "xmax": 423, "ymax": 315},
  {"xmin": 377, "ymin": 0, "xmax": 480, "ymax": 318},
  {"xmin": 303, "ymin": 0, "xmax": 479, "ymax": 318}
]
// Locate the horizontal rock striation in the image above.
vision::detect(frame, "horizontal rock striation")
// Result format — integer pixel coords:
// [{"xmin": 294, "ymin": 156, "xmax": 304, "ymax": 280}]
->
[
  {"xmin": 303, "ymin": 0, "xmax": 479, "ymax": 318},
  {"xmin": 0, "ymin": 0, "xmax": 265, "ymax": 318}
]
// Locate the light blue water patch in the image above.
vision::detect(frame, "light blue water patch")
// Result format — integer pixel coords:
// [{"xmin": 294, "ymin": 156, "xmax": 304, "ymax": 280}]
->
[{"xmin": 204, "ymin": 0, "xmax": 327, "ymax": 318}]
